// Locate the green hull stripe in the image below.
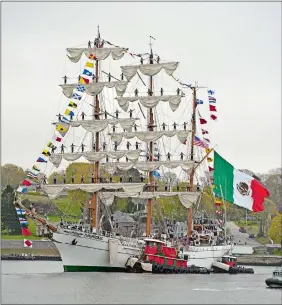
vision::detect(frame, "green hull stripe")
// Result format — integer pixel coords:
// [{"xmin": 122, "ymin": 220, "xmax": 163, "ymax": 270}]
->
[{"xmin": 63, "ymin": 265, "xmax": 126, "ymax": 272}]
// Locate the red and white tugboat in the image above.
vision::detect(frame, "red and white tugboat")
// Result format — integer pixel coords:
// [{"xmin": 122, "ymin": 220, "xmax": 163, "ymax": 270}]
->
[
  {"xmin": 212, "ymin": 255, "xmax": 254, "ymax": 274},
  {"xmin": 126, "ymin": 238, "xmax": 209, "ymax": 274}
]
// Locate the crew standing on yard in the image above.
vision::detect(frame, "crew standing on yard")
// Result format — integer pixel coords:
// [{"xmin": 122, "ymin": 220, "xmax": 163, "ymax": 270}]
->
[
  {"xmin": 129, "ymin": 109, "xmax": 134, "ymax": 118},
  {"xmin": 70, "ymin": 143, "xmax": 75, "ymax": 153},
  {"xmin": 60, "ymin": 144, "xmax": 66, "ymax": 154},
  {"xmin": 51, "ymin": 146, "xmax": 57, "ymax": 154},
  {"xmin": 81, "ymin": 143, "xmax": 86, "ymax": 152},
  {"xmin": 167, "ymin": 152, "xmax": 171, "ymax": 161},
  {"xmin": 126, "ymin": 141, "xmax": 131, "ymax": 150},
  {"xmin": 102, "ymin": 142, "xmax": 106, "ymax": 151}
]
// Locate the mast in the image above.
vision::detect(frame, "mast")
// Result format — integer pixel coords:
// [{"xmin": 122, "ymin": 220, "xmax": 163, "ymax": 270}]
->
[
  {"xmin": 146, "ymin": 38, "xmax": 155, "ymax": 237},
  {"xmin": 91, "ymin": 26, "xmax": 101, "ymax": 231},
  {"xmin": 187, "ymin": 85, "xmax": 197, "ymax": 236}
]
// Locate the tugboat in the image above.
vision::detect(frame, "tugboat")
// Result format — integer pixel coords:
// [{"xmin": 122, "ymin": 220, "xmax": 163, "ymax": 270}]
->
[
  {"xmin": 265, "ymin": 267, "xmax": 282, "ymax": 288},
  {"xmin": 212, "ymin": 255, "xmax": 254, "ymax": 274},
  {"xmin": 125, "ymin": 238, "xmax": 209, "ymax": 274}
]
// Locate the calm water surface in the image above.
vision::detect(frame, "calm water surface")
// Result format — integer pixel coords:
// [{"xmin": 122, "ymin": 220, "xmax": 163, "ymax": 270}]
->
[{"xmin": 1, "ymin": 261, "xmax": 281, "ymax": 304}]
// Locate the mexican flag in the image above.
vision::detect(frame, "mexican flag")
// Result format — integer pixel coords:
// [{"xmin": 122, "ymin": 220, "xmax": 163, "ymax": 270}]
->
[{"xmin": 213, "ymin": 151, "xmax": 270, "ymax": 212}]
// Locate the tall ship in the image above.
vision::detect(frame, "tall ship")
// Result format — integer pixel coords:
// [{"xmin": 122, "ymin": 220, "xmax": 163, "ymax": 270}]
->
[{"xmin": 15, "ymin": 28, "xmax": 233, "ymax": 272}]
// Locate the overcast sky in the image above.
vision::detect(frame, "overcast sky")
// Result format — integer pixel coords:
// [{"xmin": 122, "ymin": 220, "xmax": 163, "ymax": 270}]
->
[{"xmin": 2, "ymin": 2, "xmax": 281, "ymax": 174}]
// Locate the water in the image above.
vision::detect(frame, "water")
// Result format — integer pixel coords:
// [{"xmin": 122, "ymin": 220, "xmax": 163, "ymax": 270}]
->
[{"xmin": 2, "ymin": 261, "xmax": 281, "ymax": 304}]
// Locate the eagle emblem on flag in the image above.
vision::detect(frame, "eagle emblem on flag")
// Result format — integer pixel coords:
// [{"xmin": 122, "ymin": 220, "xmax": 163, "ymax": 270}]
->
[{"xmin": 236, "ymin": 182, "xmax": 250, "ymax": 196}]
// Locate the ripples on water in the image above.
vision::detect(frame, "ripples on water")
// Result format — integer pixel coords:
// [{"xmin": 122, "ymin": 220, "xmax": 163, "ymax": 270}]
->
[{"xmin": 2, "ymin": 261, "xmax": 281, "ymax": 304}]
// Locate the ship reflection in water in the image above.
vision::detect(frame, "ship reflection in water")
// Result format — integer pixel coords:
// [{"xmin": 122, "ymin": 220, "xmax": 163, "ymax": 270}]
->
[{"xmin": 2, "ymin": 261, "xmax": 281, "ymax": 304}]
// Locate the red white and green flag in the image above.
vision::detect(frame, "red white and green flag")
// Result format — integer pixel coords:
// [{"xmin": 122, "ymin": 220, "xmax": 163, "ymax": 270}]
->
[{"xmin": 213, "ymin": 151, "xmax": 270, "ymax": 212}]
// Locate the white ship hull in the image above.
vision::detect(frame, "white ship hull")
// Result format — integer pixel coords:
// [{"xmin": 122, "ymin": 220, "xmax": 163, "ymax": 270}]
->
[
  {"xmin": 185, "ymin": 245, "xmax": 232, "ymax": 270},
  {"xmin": 53, "ymin": 230, "xmax": 231, "ymax": 272},
  {"xmin": 52, "ymin": 230, "xmax": 142, "ymax": 272}
]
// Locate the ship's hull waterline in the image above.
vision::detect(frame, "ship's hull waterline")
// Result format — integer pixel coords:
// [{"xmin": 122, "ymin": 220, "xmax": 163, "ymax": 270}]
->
[
  {"xmin": 52, "ymin": 231, "xmax": 142, "ymax": 272},
  {"xmin": 53, "ymin": 231, "xmax": 232, "ymax": 272}
]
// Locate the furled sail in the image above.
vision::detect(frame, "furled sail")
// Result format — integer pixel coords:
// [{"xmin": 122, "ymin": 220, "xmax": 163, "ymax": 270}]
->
[
  {"xmin": 42, "ymin": 183, "xmax": 145, "ymax": 200},
  {"xmin": 69, "ymin": 118, "xmax": 137, "ymax": 134},
  {"xmin": 49, "ymin": 150, "xmax": 142, "ymax": 168},
  {"xmin": 66, "ymin": 47, "xmax": 125, "ymax": 63},
  {"xmin": 60, "ymin": 81, "xmax": 128, "ymax": 98},
  {"xmin": 120, "ymin": 62, "xmax": 179, "ymax": 81},
  {"xmin": 99, "ymin": 191, "xmax": 200, "ymax": 209},
  {"xmin": 116, "ymin": 94, "xmax": 184, "ymax": 112},
  {"xmin": 110, "ymin": 130, "xmax": 190, "ymax": 145},
  {"xmin": 104, "ymin": 160, "xmax": 195, "ymax": 174}
]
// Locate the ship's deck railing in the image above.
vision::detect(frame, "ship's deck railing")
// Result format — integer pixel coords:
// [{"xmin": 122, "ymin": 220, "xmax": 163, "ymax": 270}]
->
[
  {"xmin": 58, "ymin": 224, "xmax": 144, "ymax": 247},
  {"xmin": 40, "ymin": 183, "xmax": 198, "ymax": 192},
  {"xmin": 118, "ymin": 236, "xmax": 144, "ymax": 248},
  {"xmin": 57, "ymin": 224, "xmax": 230, "ymax": 249}
]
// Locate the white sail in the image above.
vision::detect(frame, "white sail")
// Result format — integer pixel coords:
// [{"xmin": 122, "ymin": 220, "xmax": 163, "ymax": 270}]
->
[
  {"xmin": 110, "ymin": 130, "xmax": 190, "ymax": 145},
  {"xmin": 60, "ymin": 81, "xmax": 128, "ymax": 98},
  {"xmin": 120, "ymin": 62, "xmax": 179, "ymax": 81},
  {"xmin": 104, "ymin": 160, "xmax": 195, "ymax": 173},
  {"xmin": 42, "ymin": 183, "xmax": 145, "ymax": 200},
  {"xmin": 69, "ymin": 118, "xmax": 137, "ymax": 133},
  {"xmin": 67, "ymin": 47, "xmax": 125, "ymax": 63},
  {"xmin": 99, "ymin": 191, "xmax": 199, "ymax": 208},
  {"xmin": 121, "ymin": 62, "xmax": 179, "ymax": 81},
  {"xmin": 49, "ymin": 150, "xmax": 142, "ymax": 168},
  {"xmin": 116, "ymin": 94, "xmax": 184, "ymax": 112}
]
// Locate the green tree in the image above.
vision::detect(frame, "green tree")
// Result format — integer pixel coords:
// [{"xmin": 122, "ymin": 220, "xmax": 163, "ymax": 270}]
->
[
  {"xmin": 1, "ymin": 164, "xmax": 26, "ymax": 187},
  {"xmin": 198, "ymin": 187, "xmax": 216, "ymax": 213},
  {"xmin": 1, "ymin": 185, "xmax": 22, "ymax": 235},
  {"xmin": 67, "ymin": 190, "xmax": 88, "ymax": 217},
  {"xmin": 152, "ymin": 196, "xmax": 188, "ymax": 223},
  {"xmin": 256, "ymin": 199, "xmax": 276, "ymax": 237},
  {"xmin": 268, "ymin": 213, "xmax": 282, "ymax": 245}
]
